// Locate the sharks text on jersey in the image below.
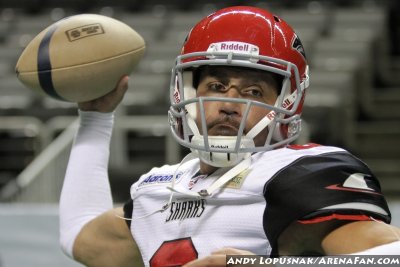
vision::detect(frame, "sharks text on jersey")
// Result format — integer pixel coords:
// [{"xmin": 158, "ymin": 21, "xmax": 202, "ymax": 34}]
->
[{"xmin": 165, "ymin": 199, "xmax": 206, "ymax": 222}]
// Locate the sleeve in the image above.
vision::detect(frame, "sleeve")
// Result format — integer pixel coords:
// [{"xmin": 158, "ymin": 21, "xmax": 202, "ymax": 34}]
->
[
  {"xmin": 263, "ymin": 151, "xmax": 391, "ymax": 256},
  {"xmin": 59, "ymin": 111, "xmax": 114, "ymax": 258}
]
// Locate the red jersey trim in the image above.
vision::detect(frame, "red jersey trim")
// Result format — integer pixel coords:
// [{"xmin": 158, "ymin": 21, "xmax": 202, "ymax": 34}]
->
[
  {"xmin": 297, "ymin": 214, "xmax": 374, "ymax": 224},
  {"xmin": 287, "ymin": 143, "xmax": 321, "ymax": 150}
]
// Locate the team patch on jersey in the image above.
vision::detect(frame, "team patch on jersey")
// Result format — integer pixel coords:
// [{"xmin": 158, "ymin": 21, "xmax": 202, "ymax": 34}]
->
[
  {"xmin": 224, "ymin": 168, "xmax": 251, "ymax": 189},
  {"xmin": 165, "ymin": 199, "xmax": 206, "ymax": 222},
  {"xmin": 188, "ymin": 174, "xmax": 207, "ymax": 190},
  {"xmin": 138, "ymin": 172, "xmax": 183, "ymax": 188}
]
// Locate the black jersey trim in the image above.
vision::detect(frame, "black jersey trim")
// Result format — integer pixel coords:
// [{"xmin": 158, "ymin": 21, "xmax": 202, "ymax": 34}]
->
[
  {"xmin": 123, "ymin": 199, "xmax": 133, "ymax": 228},
  {"xmin": 262, "ymin": 151, "xmax": 391, "ymax": 257}
]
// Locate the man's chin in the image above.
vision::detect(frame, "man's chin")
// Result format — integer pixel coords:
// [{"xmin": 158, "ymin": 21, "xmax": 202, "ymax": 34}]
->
[{"xmin": 208, "ymin": 127, "xmax": 240, "ymax": 136}]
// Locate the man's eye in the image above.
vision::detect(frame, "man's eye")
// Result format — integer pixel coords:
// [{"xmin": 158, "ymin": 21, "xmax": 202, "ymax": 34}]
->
[
  {"xmin": 208, "ymin": 83, "xmax": 226, "ymax": 91},
  {"xmin": 245, "ymin": 88, "xmax": 263, "ymax": 97}
]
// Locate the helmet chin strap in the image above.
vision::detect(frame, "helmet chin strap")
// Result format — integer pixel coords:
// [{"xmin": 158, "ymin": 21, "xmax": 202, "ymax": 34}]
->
[
  {"xmin": 246, "ymin": 92, "xmax": 295, "ymax": 141},
  {"xmin": 167, "ymin": 154, "xmax": 252, "ymax": 198},
  {"xmin": 246, "ymin": 69, "xmax": 309, "ymax": 140},
  {"xmin": 187, "ymin": 116, "xmax": 254, "ymax": 167},
  {"xmin": 246, "ymin": 69, "xmax": 310, "ymax": 141}
]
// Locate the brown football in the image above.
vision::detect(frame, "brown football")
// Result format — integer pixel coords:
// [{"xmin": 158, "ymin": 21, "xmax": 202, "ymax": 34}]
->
[{"xmin": 16, "ymin": 14, "xmax": 145, "ymax": 102}]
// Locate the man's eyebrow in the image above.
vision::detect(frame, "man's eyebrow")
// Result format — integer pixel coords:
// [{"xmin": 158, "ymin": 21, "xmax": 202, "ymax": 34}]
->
[{"xmin": 204, "ymin": 72, "xmax": 230, "ymax": 84}]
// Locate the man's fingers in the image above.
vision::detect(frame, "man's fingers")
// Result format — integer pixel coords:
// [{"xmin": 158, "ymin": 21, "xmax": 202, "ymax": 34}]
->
[
  {"xmin": 182, "ymin": 248, "xmax": 256, "ymax": 267},
  {"xmin": 115, "ymin": 75, "xmax": 129, "ymax": 96},
  {"xmin": 183, "ymin": 254, "xmax": 226, "ymax": 267},
  {"xmin": 78, "ymin": 75, "xmax": 129, "ymax": 112},
  {"xmin": 212, "ymin": 247, "xmax": 254, "ymax": 255}
]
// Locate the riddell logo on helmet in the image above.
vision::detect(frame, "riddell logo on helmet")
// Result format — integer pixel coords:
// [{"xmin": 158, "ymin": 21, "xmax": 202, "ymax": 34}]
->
[
  {"xmin": 208, "ymin": 42, "xmax": 259, "ymax": 55},
  {"xmin": 220, "ymin": 43, "xmax": 249, "ymax": 52},
  {"xmin": 211, "ymin": 144, "xmax": 229, "ymax": 149}
]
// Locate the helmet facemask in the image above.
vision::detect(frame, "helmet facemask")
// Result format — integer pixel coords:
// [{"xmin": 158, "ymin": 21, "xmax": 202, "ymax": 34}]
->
[{"xmin": 168, "ymin": 49, "xmax": 309, "ymax": 167}]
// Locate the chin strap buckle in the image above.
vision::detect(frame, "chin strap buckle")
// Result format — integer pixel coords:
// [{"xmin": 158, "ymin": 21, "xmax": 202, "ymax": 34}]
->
[{"xmin": 198, "ymin": 189, "xmax": 210, "ymax": 197}]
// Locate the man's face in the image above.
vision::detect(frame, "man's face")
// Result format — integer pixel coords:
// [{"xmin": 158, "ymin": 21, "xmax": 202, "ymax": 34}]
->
[{"xmin": 195, "ymin": 66, "xmax": 279, "ymax": 146}]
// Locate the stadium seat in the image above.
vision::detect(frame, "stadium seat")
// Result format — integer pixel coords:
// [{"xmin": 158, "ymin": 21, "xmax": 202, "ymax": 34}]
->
[
  {"xmin": 280, "ymin": 7, "xmax": 328, "ymax": 34},
  {"xmin": 0, "ymin": 116, "xmax": 45, "ymax": 189},
  {"xmin": 0, "ymin": 46, "xmax": 23, "ymax": 77},
  {"xmin": 137, "ymin": 42, "xmax": 179, "ymax": 74},
  {"xmin": 118, "ymin": 10, "xmax": 167, "ymax": 43},
  {"xmin": 329, "ymin": 6, "xmax": 390, "ymax": 86},
  {"xmin": 123, "ymin": 72, "xmax": 170, "ymax": 114},
  {"xmin": 0, "ymin": 76, "xmax": 37, "ymax": 110},
  {"xmin": 303, "ymin": 69, "xmax": 357, "ymax": 147}
]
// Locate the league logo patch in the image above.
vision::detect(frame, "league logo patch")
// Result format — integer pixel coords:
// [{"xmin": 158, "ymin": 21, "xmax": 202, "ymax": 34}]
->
[
  {"xmin": 224, "ymin": 168, "xmax": 251, "ymax": 189},
  {"xmin": 188, "ymin": 174, "xmax": 207, "ymax": 190}
]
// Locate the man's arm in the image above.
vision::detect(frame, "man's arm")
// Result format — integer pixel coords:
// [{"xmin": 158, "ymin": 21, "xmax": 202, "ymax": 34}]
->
[
  {"xmin": 73, "ymin": 207, "xmax": 143, "ymax": 267},
  {"xmin": 322, "ymin": 220, "xmax": 400, "ymax": 254},
  {"xmin": 182, "ymin": 221, "xmax": 400, "ymax": 267},
  {"xmin": 278, "ymin": 219, "xmax": 400, "ymax": 256},
  {"xmin": 59, "ymin": 76, "xmax": 144, "ymax": 266}
]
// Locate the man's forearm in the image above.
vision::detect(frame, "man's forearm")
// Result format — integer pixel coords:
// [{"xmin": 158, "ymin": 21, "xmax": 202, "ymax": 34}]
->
[{"xmin": 59, "ymin": 110, "xmax": 114, "ymax": 258}]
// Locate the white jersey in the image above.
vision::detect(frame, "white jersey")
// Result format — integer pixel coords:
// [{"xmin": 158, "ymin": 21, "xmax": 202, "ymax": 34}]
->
[{"xmin": 125, "ymin": 144, "xmax": 391, "ymax": 266}]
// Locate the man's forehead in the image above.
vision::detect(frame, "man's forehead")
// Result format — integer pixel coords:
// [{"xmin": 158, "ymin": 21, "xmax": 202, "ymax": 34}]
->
[
  {"xmin": 200, "ymin": 66, "xmax": 275, "ymax": 84},
  {"xmin": 201, "ymin": 66, "xmax": 271, "ymax": 79},
  {"xmin": 202, "ymin": 66, "xmax": 261, "ymax": 76}
]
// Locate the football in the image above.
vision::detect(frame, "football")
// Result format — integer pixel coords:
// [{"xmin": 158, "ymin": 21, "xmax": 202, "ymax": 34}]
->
[{"xmin": 15, "ymin": 14, "xmax": 146, "ymax": 102}]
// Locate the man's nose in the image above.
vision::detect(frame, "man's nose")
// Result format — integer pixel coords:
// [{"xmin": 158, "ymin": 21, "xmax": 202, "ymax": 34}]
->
[
  {"xmin": 224, "ymin": 87, "xmax": 240, "ymax": 98},
  {"xmin": 219, "ymin": 88, "xmax": 242, "ymax": 116}
]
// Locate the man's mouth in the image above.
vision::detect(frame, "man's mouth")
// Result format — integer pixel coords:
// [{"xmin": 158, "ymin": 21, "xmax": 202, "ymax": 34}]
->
[
  {"xmin": 209, "ymin": 124, "xmax": 239, "ymax": 136},
  {"xmin": 206, "ymin": 117, "xmax": 242, "ymax": 136}
]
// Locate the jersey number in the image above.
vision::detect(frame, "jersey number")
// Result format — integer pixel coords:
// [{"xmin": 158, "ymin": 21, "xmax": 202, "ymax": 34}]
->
[{"xmin": 150, "ymin": 237, "xmax": 198, "ymax": 267}]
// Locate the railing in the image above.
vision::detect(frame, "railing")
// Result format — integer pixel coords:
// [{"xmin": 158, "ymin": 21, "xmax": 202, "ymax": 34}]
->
[
  {"xmin": 0, "ymin": 118, "xmax": 77, "ymax": 202},
  {"xmin": 0, "ymin": 115, "xmax": 179, "ymax": 203}
]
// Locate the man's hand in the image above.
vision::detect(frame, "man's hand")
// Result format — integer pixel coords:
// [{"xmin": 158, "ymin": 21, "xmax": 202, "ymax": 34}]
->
[
  {"xmin": 78, "ymin": 75, "xmax": 129, "ymax": 113},
  {"xmin": 183, "ymin": 247, "xmax": 256, "ymax": 267}
]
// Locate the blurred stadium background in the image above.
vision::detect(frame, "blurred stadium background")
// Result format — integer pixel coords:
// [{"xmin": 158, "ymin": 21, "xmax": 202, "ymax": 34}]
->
[{"xmin": 0, "ymin": 0, "xmax": 400, "ymax": 266}]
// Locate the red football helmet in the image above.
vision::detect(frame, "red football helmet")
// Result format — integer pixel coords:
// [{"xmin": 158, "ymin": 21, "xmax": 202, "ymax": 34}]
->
[{"xmin": 168, "ymin": 6, "xmax": 309, "ymax": 167}]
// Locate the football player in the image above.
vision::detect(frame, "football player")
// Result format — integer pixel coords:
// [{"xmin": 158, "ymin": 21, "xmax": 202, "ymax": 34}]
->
[{"xmin": 59, "ymin": 6, "xmax": 400, "ymax": 267}]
